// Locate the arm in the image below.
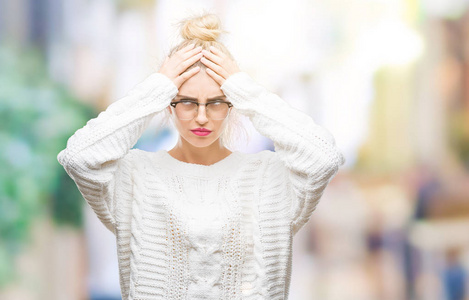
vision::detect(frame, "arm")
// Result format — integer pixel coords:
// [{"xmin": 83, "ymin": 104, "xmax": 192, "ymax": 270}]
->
[
  {"xmin": 220, "ymin": 72, "xmax": 345, "ymax": 235},
  {"xmin": 57, "ymin": 73, "xmax": 178, "ymax": 234}
]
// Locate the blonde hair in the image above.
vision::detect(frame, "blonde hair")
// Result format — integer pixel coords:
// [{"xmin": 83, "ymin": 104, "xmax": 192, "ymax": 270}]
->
[{"xmin": 159, "ymin": 11, "xmax": 250, "ymax": 151}]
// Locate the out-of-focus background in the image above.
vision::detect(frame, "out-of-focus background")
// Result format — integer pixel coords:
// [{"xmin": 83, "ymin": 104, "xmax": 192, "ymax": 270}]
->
[{"xmin": 1, "ymin": 0, "xmax": 469, "ymax": 299}]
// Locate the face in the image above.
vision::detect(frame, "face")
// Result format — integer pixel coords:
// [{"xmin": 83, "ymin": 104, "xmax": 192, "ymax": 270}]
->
[{"xmin": 167, "ymin": 69, "xmax": 232, "ymax": 148}]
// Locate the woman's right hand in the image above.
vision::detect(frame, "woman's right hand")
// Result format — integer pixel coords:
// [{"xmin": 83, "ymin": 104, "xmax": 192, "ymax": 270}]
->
[{"xmin": 158, "ymin": 43, "xmax": 203, "ymax": 89}]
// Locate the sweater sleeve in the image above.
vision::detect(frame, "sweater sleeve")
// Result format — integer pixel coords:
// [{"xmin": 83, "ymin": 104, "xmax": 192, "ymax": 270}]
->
[
  {"xmin": 57, "ymin": 73, "xmax": 178, "ymax": 234},
  {"xmin": 220, "ymin": 72, "xmax": 345, "ymax": 235}
]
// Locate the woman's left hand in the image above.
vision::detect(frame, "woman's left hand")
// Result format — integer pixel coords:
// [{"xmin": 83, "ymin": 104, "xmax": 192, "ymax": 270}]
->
[{"xmin": 200, "ymin": 46, "xmax": 240, "ymax": 86}]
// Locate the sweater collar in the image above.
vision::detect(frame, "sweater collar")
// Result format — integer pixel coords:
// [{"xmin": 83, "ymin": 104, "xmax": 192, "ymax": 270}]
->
[{"xmin": 156, "ymin": 150, "xmax": 243, "ymax": 178}]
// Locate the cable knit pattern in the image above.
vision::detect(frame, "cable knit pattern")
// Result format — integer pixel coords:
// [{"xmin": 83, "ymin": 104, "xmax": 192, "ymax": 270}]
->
[{"xmin": 57, "ymin": 71, "xmax": 345, "ymax": 300}]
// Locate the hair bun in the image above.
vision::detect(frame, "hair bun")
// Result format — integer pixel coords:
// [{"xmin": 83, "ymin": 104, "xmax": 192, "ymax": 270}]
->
[{"xmin": 178, "ymin": 12, "xmax": 224, "ymax": 42}]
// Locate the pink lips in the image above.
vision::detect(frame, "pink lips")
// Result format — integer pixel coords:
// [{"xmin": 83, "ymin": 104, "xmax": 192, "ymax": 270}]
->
[{"xmin": 191, "ymin": 130, "xmax": 212, "ymax": 136}]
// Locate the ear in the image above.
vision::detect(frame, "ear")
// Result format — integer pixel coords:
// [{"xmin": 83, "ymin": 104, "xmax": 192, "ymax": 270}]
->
[{"xmin": 167, "ymin": 106, "xmax": 172, "ymax": 114}]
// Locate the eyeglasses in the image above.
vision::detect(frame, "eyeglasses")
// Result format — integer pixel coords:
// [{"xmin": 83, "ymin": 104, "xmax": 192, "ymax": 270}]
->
[{"xmin": 170, "ymin": 100, "xmax": 233, "ymax": 120}]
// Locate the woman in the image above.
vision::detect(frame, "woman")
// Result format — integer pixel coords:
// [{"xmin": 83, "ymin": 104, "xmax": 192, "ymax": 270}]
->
[{"xmin": 58, "ymin": 12, "xmax": 345, "ymax": 300}]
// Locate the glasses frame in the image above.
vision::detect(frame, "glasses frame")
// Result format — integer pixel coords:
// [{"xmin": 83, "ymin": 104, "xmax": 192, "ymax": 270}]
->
[{"xmin": 170, "ymin": 100, "xmax": 233, "ymax": 120}]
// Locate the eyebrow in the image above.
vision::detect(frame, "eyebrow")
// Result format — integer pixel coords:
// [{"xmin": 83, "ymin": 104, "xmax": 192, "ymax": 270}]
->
[{"xmin": 176, "ymin": 94, "xmax": 226, "ymax": 101}]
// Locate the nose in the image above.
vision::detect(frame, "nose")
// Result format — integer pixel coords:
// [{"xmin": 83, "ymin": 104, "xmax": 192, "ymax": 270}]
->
[{"xmin": 195, "ymin": 104, "xmax": 209, "ymax": 123}]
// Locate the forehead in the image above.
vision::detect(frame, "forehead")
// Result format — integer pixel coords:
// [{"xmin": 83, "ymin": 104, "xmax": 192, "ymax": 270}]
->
[{"xmin": 177, "ymin": 71, "xmax": 225, "ymax": 98}]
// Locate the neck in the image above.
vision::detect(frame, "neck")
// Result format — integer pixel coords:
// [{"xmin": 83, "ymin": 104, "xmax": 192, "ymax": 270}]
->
[{"xmin": 168, "ymin": 138, "xmax": 232, "ymax": 166}]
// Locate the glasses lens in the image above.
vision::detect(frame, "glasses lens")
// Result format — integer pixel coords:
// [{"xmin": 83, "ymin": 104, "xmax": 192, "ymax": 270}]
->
[
  {"xmin": 175, "ymin": 101, "xmax": 197, "ymax": 120},
  {"xmin": 207, "ymin": 102, "xmax": 230, "ymax": 120},
  {"xmin": 174, "ymin": 101, "xmax": 230, "ymax": 120}
]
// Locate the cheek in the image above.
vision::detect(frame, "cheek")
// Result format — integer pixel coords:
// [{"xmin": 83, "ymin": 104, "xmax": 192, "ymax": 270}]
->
[
  {"xmin": 218, "ymin": 118, "xmax": 230, "ymax": 130},
  {"xmin": 173, "ymin": 119, "xmax": 188, "ymax": 133}
]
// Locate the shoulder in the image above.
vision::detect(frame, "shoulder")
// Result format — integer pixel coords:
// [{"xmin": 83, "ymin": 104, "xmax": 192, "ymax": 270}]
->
[
  {"xmin": 255, "ymin": 149, "xmax": 277, "ymax": 163},
  {"xmin": 253, "ymin": 150, "xmax": 289, "ymax": 181},
  {"xmin": 253, "ymin": 149, "xmax": 281, "ymax": 166},
  {"xmin": 118, "ymin": 149, "xmax": 169, "ymax": 180},
  {"xmin": 120, "ymin": 148, "xmax": 153, "ymax": 170},
  {"xmin": 236, "ymin": 149, "xmax": 274, "ymax": 163},
  {"xmin": 237, "ymin": 149, "xmax": 284, "ymax": 175},
  {"xmin": 124, "ymin": 148, "xmax": 146, "ymax": 161}
]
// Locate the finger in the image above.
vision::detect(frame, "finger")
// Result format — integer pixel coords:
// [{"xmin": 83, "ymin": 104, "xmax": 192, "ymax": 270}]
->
[
  {"xmin": 201, "ymin": 49, "xmax": 223, "ymax": 65},
  {"xmin": 177, "ymin": 52, "xmax": 203, "ymax": 72},
  {"xmin": 173, "ymin": 44, "xmax": 196, "ymax": 61},
  {"xmin": 172, "ymin": 44, "xmax": 196, "ymax": 60},
  {"xmin": 181, "ymin": 43, "xmax": 196, "ymax": 53},
  {"xmin": 181, "ymin": 45, "xmax": 203, "ymax": 60},
  {"xmin": 209, "ymin": 46, "xmax": 227, "ymax": 58},
  {"xmin": 205, "ymin": 68, "xmax": 224, "ymax": 86},
  {"xmin": 175, "ymin": 66, "xmax": 200, "ymax": 87},
  {"xmin": 200, "ymin": 57, "xmax": 229, "ymax": 79}
]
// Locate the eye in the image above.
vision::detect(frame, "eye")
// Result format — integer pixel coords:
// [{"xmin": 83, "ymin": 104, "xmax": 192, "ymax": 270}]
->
[
  {"xmin": 180, "ymin": 99, "xmax": 196, "ymax": 105},
  {"xmin": 208, "ymin": 100, "xmax": 225, "ymax": 105}
]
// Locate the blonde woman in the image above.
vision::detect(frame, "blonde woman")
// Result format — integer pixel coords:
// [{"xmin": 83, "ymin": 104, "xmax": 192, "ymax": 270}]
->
[{"xmin": 58, "ymin": 12, "xmax": 345, "ymax": 300}]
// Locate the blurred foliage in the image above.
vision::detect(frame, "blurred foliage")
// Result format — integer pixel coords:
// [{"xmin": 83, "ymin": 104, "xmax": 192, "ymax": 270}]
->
[
  {"xmin": 448, "ymin": 109, "xmax": 469, "ymax": 170},
  {"xmin": 0, "ymin": 43, "xmax": 96, "ymax": 287}
]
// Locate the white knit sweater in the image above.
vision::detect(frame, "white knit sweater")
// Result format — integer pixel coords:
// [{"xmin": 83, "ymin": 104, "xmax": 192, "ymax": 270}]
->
[{"xmin": 57, "ymin": 71, "xmax": 345, "ymax": 300}]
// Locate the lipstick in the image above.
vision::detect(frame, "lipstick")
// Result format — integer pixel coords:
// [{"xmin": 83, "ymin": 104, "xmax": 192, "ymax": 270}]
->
[{"xmin": 191, "ymin": 128, "xmax": 212, "ymax": 136}]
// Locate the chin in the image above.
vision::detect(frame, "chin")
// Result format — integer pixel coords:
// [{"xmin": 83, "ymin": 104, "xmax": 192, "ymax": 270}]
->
[{"xmin": 183, "ymin": 134, "xmax": 218, "ymax": 148}]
